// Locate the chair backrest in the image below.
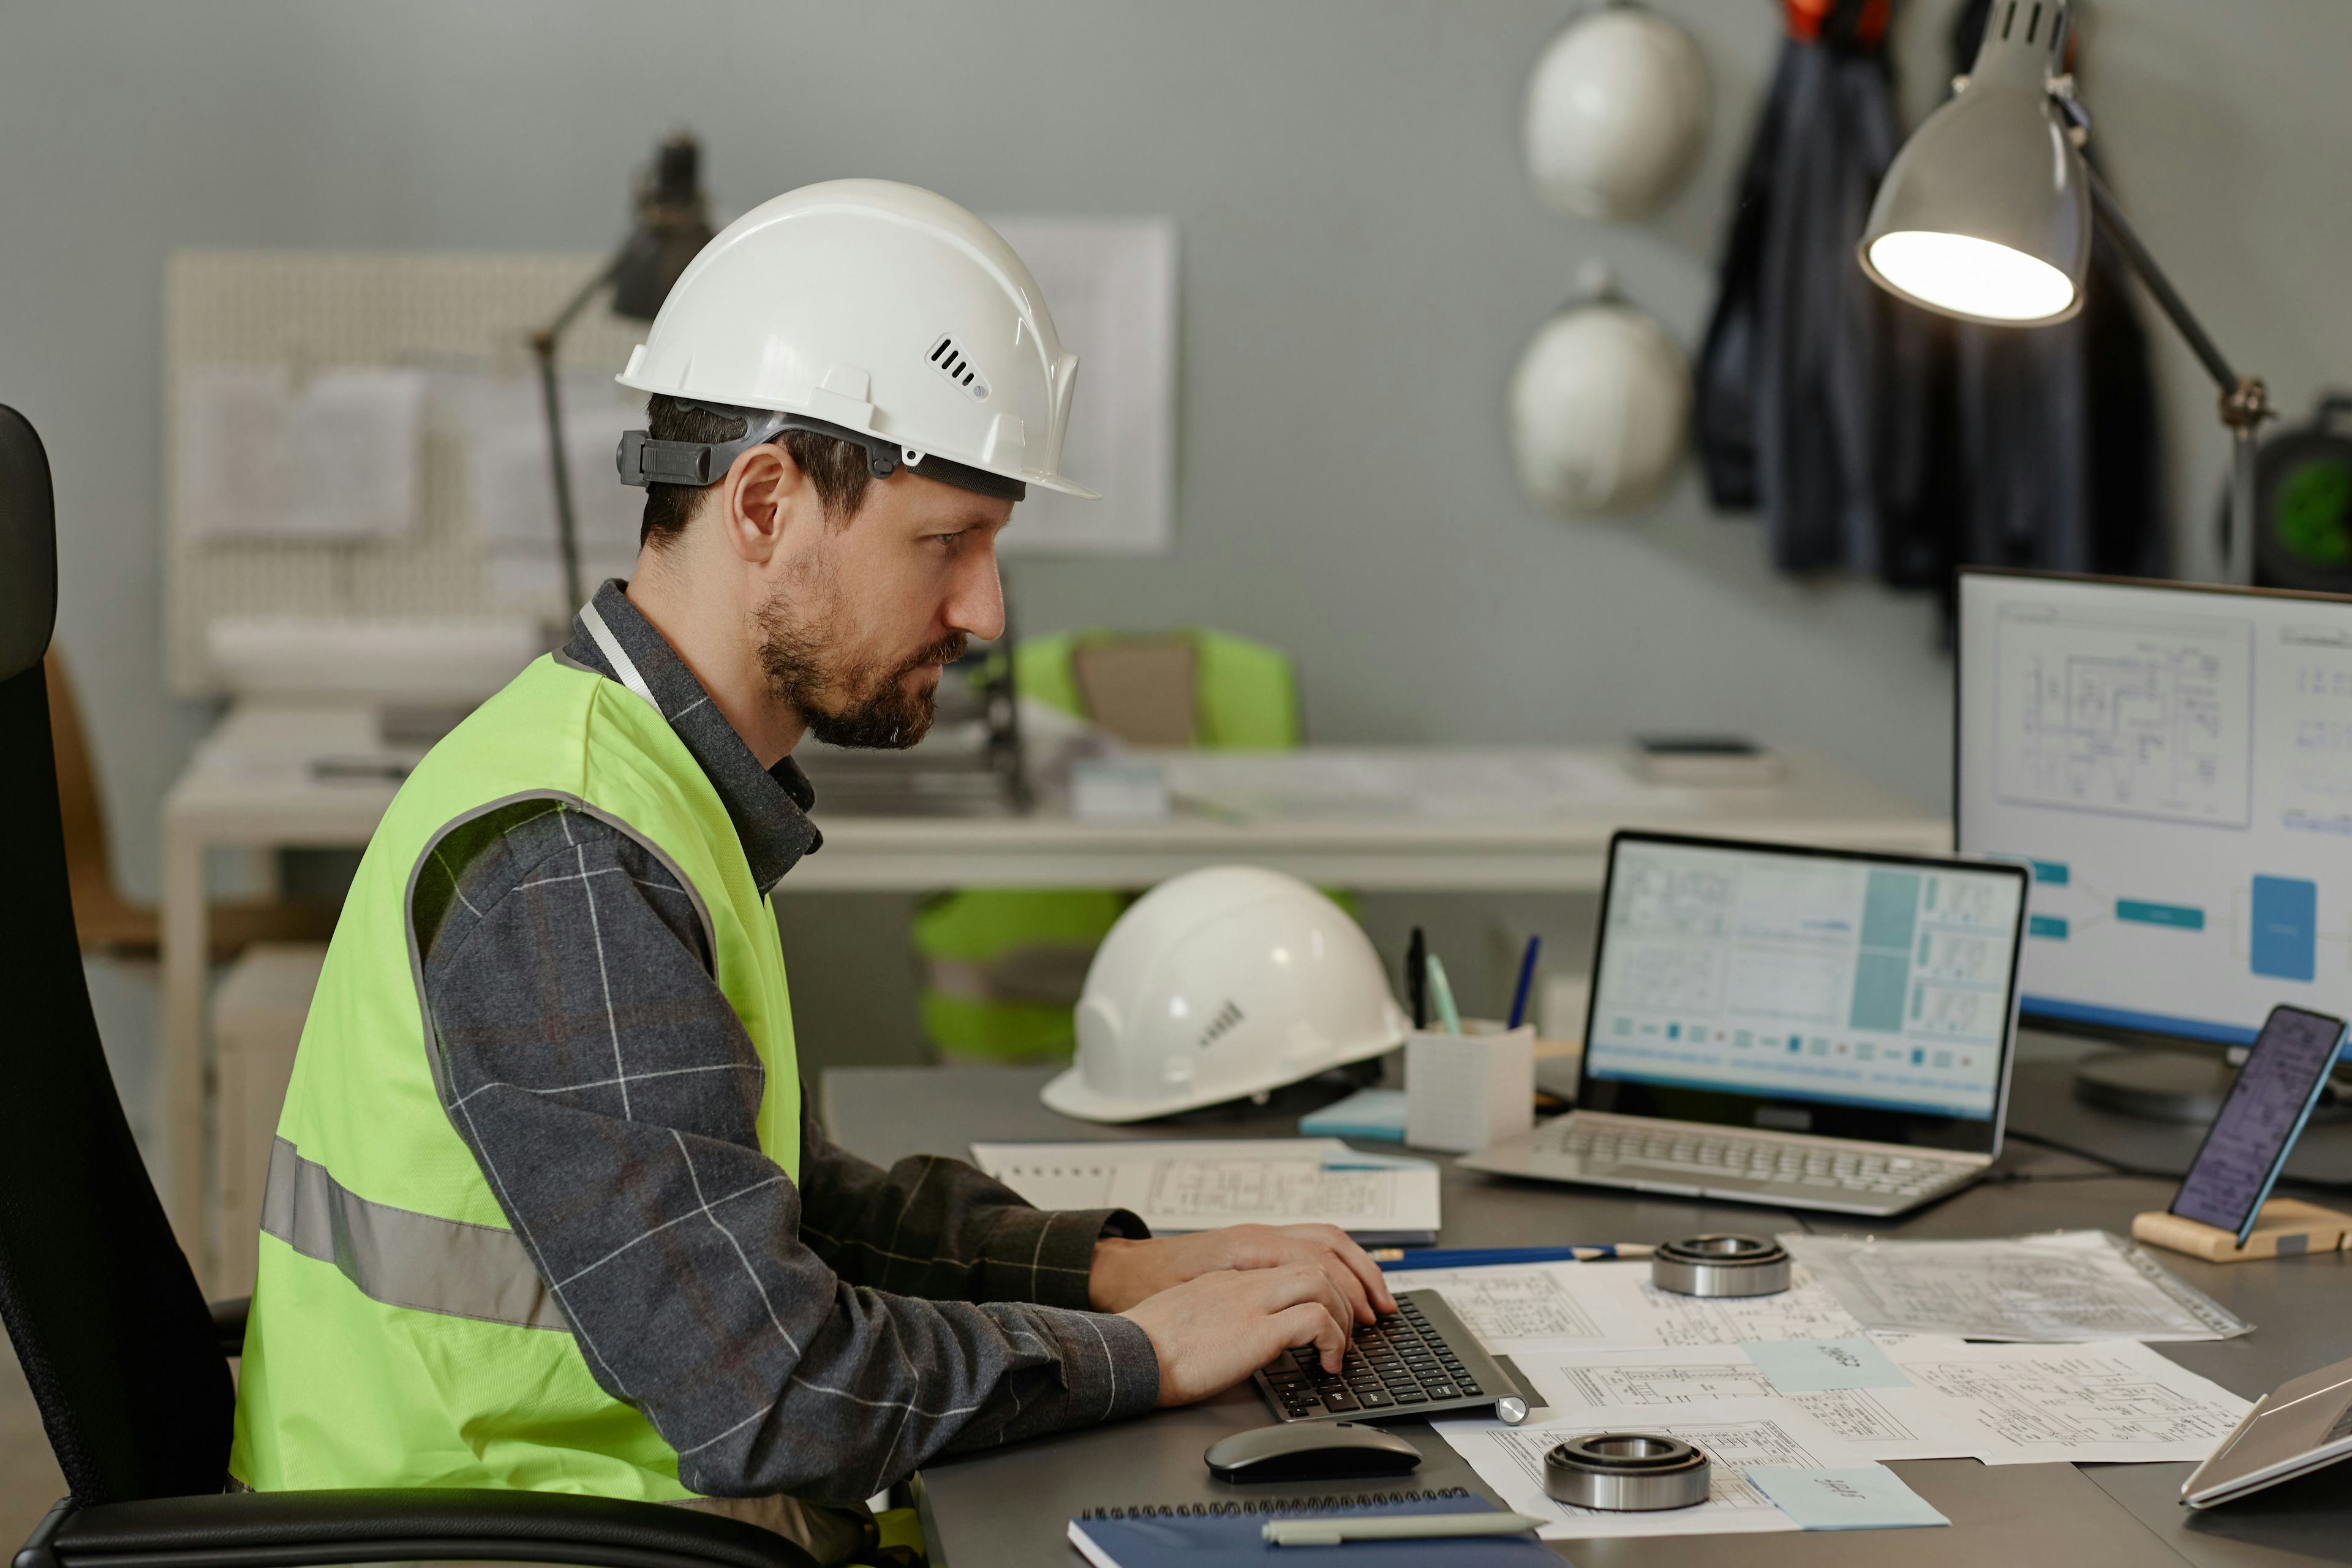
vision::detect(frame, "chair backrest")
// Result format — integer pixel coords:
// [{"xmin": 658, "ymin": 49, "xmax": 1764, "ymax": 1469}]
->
[{"xmin": 0, "ymin": 405, "xmax": 236, "ymax": 1504}]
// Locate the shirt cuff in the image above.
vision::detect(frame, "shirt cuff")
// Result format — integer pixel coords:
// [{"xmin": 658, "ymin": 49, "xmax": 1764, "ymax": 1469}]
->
[
  {"xmin": 973, "ymin": 1205, "xmax": 1150, "ymax": 1310},
  {"xmin": 1039, "ymin": 1306, "xmax": 1162, "ymax": 1427}
]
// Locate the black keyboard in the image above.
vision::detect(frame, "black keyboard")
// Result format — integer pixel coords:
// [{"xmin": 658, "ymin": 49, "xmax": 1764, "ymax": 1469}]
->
[{"xmin": 1251, "ymin": 1289, "xmax": 1518, "ymax": 1423}]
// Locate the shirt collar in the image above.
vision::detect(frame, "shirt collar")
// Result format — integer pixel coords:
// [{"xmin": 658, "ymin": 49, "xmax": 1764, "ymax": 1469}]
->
[{"xmin": 559, "ymin": 579, "xmax": 821, "ymax": 895}]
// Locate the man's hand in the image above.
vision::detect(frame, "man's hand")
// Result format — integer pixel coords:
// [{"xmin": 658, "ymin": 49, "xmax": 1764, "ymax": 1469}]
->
[
  {"xmin": 1090, "ymin": 1224, "xmax": 1397, "ymax": 1321},
  {"xmin": 1122, "ymin": 1265, "xmax": 1355, "ymax": 1407}
]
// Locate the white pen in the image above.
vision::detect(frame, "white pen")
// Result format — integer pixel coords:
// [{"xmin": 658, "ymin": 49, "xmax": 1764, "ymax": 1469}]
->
[{"xmin": 1262, "ymin": 1511, "xmax": 1547, "ymax": 1546}]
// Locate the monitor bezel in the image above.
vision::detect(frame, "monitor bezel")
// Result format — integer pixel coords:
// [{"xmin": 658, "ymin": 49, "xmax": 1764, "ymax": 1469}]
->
[
  {"xmin": 1953, "ymin": 567, "xmax": 2352, "ymax": 1054},
  {"xmin": 1577, "ymin": 829, "xmax": 2030, "ymax": 1158}
]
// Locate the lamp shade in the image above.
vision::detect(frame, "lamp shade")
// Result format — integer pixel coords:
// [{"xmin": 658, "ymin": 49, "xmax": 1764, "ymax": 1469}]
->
[
  {"xmin": 1858, "ymin": 1, "xmax": 2087, "ymax": 325},
  {"xmin": 609, "ymin": 134, "xmax": 715, "ymax": 322}
]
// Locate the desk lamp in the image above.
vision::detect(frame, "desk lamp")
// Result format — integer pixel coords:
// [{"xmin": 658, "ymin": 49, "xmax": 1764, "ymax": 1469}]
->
[
  {"xmin": 529, "ymin": 132, "xmax": 715, "ymax": 611},
  {"xmin": 1856, "ymin": 1, "xmax": 2269, "ymax": 584}
]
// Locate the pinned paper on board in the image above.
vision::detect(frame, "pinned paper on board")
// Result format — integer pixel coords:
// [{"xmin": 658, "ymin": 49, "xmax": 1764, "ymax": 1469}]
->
[
  {"xmin": 986, "ymin": 216, "xmax": 1176, "ymax": 556},
  {"xmin": 176, "ymin": 364, "xmax": 428, "ymax": 541}
]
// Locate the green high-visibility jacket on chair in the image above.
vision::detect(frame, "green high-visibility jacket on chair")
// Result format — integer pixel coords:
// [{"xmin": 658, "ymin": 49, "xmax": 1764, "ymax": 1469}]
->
[
  {"xmin": 913, "ymin": 628, "xmax": 1299, "ymax": 1064},
  {"xmin": 229, "ymin": 654, "xmax": 800, "ymax": 1497}
]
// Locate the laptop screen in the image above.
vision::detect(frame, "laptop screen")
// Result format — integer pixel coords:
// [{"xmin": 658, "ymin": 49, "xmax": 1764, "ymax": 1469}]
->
[{"xmin": 1578, "ymin": 833, "xmax": 2030, "ymax": 1155}]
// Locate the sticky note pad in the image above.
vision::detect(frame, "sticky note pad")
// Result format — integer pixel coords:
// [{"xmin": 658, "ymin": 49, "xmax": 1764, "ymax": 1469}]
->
[
  {"xmin": 1747, "ymin": 1464, "xmax": 1950, "ymax": 1530},
  {"xmin": 1744, "ymin": 1336, "xmax": 1910, "ymax": 1392}
]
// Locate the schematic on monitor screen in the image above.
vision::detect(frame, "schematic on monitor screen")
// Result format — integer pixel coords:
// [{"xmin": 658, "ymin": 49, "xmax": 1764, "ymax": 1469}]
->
[
  {"xmin": 1959, "ymin": 573, "xmax": 2352, "ymax": 1047},
  {"xmin": 1993, "ymin": 600, "xmax": 2252, "ymax": 827},
  {"xmin": 1585, "ymin": 841, "xmax": 2026, "ymax": 1120}
]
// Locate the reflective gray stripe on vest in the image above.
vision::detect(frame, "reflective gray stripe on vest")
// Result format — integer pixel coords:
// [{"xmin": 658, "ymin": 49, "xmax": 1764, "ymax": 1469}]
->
[
  {"xmin": 576, "ymin": 600, "xmax": 661, "ymax": 714},
  {"xmin": 260, "ymin": 1136, "xmax": 571, "ymax": 1333}
]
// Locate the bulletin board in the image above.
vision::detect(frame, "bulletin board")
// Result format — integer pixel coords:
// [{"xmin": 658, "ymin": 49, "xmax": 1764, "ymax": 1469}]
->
[{"xmin": 161, "ymin": 249, "xmax": 643, "ymax": 696}]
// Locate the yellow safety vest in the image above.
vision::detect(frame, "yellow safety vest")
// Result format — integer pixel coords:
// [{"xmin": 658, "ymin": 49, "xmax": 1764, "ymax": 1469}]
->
[{"xmin": 229, "ymin": 654, "xmax": 801, "ymax": 1497}]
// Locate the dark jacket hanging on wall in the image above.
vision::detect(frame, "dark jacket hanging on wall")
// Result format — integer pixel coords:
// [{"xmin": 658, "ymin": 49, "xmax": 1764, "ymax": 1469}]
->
[
  {"xmin": 1694, "ymin": 0, "xmax": 2163, "ymax": 594},
  {"xmin": 1692, "ymin": 0, "xmax": 1944, "ymax": 577},
  {"xmin": 1928, "ymin": 0, "xmax": 2163, "ymax": 591}
]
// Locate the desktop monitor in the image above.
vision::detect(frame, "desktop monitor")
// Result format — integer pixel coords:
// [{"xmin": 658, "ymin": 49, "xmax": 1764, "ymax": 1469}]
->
[{"xmin": 1955, "ymin": 570, "xmax": 2352, "ymax": 1052}]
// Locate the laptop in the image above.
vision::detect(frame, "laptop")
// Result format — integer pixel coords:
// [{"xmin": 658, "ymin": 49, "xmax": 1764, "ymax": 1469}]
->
[{"xmin": 1462, "ymin": 832, "xmax": 2029, "ymax": 1218}]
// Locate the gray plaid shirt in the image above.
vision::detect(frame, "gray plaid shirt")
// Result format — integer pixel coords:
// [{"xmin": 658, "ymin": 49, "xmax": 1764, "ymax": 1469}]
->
[{"xmin": 408, "ymin": 581, "xmax": 1159, "ymax": 1506}]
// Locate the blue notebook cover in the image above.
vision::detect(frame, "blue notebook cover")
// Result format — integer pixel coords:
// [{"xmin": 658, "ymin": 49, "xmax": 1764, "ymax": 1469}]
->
[{"xmin": 1067, "ymin": 1493, "xmax": 1553, "ymax": 1566}]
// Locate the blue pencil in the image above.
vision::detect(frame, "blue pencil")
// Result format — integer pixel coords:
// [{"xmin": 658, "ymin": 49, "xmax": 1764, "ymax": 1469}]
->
[
  {"xmin": 1506, "ymin": 935, "xmax": 1541, "ymax": 1030},
  {"xmin": 1368, "ymin": 1243, "xmax": 1654, "ymax": 1269}
]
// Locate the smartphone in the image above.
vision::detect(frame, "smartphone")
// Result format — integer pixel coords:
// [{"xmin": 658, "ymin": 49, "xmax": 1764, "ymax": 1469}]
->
[{"xmin": 2169, "ymin": 1004, "xmax": 2346, "ymax": 1245}]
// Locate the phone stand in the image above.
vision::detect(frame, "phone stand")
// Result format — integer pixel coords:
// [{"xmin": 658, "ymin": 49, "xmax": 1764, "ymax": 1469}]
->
[{"xmin": 2132, "ymin": 1199, "xmax": 2352, "ymax": 1263}]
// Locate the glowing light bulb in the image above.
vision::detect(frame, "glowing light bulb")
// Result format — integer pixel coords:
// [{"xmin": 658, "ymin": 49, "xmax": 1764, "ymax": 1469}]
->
[{"xmin": 1866, "ymin": 230, "xmax": 2076, "ymax": 322}]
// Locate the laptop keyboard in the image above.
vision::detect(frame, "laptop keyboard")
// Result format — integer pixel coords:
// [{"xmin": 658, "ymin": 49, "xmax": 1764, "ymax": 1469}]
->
[{"xmin": 1548, "ymin": 1122, "xmax": 1964, "ymax": 1200}]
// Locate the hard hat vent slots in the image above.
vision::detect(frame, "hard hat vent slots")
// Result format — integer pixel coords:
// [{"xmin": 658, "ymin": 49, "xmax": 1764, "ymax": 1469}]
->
[
  {"xmin": 1197, "ymin": 1000, "xmax": 1245, "ymax": 1049},
  {"xmin": 927, "ymin": 333, "xmax": 992, "ymax": 401}
]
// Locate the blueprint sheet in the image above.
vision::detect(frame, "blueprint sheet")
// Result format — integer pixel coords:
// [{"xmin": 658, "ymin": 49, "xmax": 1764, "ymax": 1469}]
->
[
  {"xmin": 1436, "ymin": 1401, "xmax": 1866, "ymax": 1539},
  {"xmin": 1781, "ymin": 1230, "xmax": 2250, "ymax": 1341},
  {"xmin": 1406, "ymin": 1259, "xmax": 1864, "ymax": 1352},
  {"xmin": 967, "ymin": 1139, "xmax": 1439, "ymax": 1236},
  {"xmin": 1877, "ymin": 1336, "xmax": 2253, "ymax": 1464}
]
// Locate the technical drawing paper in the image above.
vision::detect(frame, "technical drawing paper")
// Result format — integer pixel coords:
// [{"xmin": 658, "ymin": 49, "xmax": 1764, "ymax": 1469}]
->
[
  {"xmin": 1508, "ymin": 1347, "xmax": 1981, "ymax": 1463},
  {"xmin": 967, "ymin": 1139, "xmax": 1438, "ymax": 1235},
  {"xmin": 178, "ymin": 365, "xmax": 426, "ymax": 540},
  {"xmin": 1882, "ymin": 1336, "xmax": 2253, "ymax": 1463},
  {"xmin": 1436, "ymin": 1404, "xmax": 1864, "ymax": 1539},
  {"xmin": 1782, "ymin": 1230, "xmax": 2249, "ymax": 1341},
  {"xmin": 1405, "ymin": 1260, "xmax": 1864, "ymax": 1353}
]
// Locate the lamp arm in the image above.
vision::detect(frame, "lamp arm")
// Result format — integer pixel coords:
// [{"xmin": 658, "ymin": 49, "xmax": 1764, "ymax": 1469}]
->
[
  {"xmin": 2086, "ymin": 167, "xmax": 2264, "ymax": 423},
  {"xmin": 2084, "ymin": 165, "xmax": 2270, "ymax": 586},
  {"xmin": 526, "ymin": 246, "xmax": 630, "ymax": 614}
]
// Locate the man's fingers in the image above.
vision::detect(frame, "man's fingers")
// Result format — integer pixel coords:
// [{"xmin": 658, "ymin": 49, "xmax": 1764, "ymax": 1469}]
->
[
  {"xmin": 1332, "ymin": 1236, "xmax": 1396, "ymax": 1316},
  {"xmin": 1261, "ymin": 1263, "xmax": 1357, "ymax": 1366},
  {"xmin": 1278, "ymin": 1224, "xmax": 1396, "ymax": 1317},
  {"xmin": 1316, "ymin": 1252, "xmax": 1376, "ymax": 1324},
  {"xmin": 1270, "ymin": 1301, "xmax": 1351, "ymax": 1373}
]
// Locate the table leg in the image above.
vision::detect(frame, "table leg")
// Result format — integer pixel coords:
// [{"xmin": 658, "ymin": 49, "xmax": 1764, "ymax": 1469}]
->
[{"xmin": 160, "ymin": 820, "xmax": 211, "ymax": 1289}]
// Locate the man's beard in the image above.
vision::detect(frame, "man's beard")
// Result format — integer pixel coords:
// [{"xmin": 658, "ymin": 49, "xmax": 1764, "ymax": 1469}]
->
[{"xmin": 755, "ymin": 576, "xmax": 967, "ymax": 750}]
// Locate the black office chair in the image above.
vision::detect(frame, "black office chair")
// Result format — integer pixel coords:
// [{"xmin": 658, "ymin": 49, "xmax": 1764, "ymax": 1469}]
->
[{"xmin": 0, "ymin": 405, "xmax": 818, "ymax": 1568}]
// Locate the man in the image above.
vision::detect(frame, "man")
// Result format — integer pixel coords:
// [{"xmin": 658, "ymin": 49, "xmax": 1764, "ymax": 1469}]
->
[{"xmin": 228, "ymin": 181, "xmax": 1392, "ymax": 1564}]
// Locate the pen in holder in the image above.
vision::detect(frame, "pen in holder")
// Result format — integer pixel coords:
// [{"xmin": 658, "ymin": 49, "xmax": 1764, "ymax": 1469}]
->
[{"xmin": 1406, "ymin": 1019, "xmax": 1536, "ymax": 1154}]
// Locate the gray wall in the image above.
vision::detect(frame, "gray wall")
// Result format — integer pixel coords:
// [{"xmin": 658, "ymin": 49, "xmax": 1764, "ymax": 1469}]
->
[{"xmin": 6, "ymin": 0, "xmax": 2346, "ymax": 909}]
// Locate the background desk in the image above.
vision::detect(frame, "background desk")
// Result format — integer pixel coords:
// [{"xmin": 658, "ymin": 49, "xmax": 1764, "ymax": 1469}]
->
[
  {"xmin": 159, "ymin": 707, "xmax": 1943, "ymax": 1283},
  {"xmin": 822, "ymin": 1037, "xmax": 2352, "ymax": 1567}
]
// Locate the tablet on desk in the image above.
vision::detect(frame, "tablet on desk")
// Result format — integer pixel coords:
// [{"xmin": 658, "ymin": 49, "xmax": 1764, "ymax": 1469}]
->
[{"xmin": 2183, "ymin": 1356, "xmax": 2352, "ymax": 1508}]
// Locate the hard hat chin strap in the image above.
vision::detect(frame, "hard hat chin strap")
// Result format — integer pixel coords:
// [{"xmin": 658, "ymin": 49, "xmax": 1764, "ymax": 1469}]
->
[{"xmin": 616, "ymin": 404, "xmax": 1025, "ymax": 502}]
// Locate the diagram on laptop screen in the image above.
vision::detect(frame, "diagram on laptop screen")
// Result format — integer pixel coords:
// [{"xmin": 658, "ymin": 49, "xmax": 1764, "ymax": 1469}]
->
[
  {"xmin": 1586, "ymin": 845, "xmax": 2022, "ymax": 1120},
  {"xmin": 1959, "ymin": 577, "xmax": 2352, "ymax": 1045}
]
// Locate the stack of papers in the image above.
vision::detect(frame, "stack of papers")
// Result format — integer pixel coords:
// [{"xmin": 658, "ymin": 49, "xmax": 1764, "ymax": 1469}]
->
[
  {"xmin": 970, "ymin": 1139, "xmax": 1440, "ymax": 1245},
  {"xmin": 1401, "ymin": 1238, "xmax": 2255, "ymax": 1541}
]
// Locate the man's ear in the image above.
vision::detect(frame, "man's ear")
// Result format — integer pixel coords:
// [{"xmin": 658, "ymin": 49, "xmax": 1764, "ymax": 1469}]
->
[{"xmin": 716, "ymin": 442, "xmax": 806, "ymax": 566}]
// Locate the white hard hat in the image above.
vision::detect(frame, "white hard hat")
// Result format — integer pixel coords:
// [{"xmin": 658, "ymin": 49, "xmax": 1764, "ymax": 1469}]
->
[
  {"xmin": 1042, "ymin": 867, "xmax": 1409, "ymax": 1123},
  {"xmin": 1508, "ymin": 262, "xmax": 1691, "ymax": 516},
  {"xmin": 615, "ymin": 178, "xmax": 1097, "ymax": 501},
  {"xmin": 1523, "ymin": 6, "xmax": 1710, "ymax": 222}
]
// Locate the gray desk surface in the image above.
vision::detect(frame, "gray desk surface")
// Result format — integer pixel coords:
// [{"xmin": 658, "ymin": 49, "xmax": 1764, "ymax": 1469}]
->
[{"xmin": 821, "ymin": 1035, "xmax": 2352, "ymax": 1568}]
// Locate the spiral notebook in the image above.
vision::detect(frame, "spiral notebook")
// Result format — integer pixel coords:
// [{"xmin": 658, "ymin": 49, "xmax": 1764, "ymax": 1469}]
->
[{"xmin": 1067, "ymin": 1490, "xmax": 1553, "ymax": 1566}]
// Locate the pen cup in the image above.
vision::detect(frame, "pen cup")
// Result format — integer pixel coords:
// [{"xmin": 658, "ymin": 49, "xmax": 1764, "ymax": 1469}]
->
[{"xmin": 1405, "ymin": 1021, "xmax": 1536, "ymax": 1154}]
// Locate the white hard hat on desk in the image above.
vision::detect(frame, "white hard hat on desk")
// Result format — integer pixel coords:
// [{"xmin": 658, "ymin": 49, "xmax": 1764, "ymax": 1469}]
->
[
  {"xmin": 615, "ymin": 178, "xmax": 1098, "ymax": 500},
  {"xmin": 1043, "ymin": 866, "xmax": 1410, "ymax": 1123}
]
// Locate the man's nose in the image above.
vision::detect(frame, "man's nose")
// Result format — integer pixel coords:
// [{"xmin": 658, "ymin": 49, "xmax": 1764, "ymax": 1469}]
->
[{"xmin": 946, "ymin": 545, "xmax": 1006, "ymax": 643}]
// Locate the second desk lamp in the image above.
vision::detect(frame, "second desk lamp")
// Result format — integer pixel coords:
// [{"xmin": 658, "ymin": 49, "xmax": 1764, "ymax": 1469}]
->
[
  {"xmin": 1855, "ymin": 0, "xmax": 2270, "ymax": 585},
  {"xmin": 529, "ymin": 132, "xmax": 716, "ymax": 612}
]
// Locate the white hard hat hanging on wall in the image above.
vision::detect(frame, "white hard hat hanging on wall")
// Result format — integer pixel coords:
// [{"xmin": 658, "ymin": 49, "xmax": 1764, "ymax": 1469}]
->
[
  {"xmin": 1523, "ymin": 6, "xmax": 1711, "ymax": 221},
  {"xmin": 614, "ymin": 178, "xmax": 1099, "ymax": 500}
]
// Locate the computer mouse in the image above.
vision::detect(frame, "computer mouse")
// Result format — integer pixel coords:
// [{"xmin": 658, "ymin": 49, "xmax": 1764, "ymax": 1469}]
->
[{"xmin": 1204, "ymin": 1422, "xmax": 1425, "ymax": 1483}]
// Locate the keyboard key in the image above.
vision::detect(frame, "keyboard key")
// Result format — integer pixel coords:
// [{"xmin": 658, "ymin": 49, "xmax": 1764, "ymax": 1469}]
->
[
  {"xmin": 1356, "ymin": 1389, "xmax": 1395, "ymax": 1408},
  {"xmin": 1427, "ymin": 1384, "xmax": 1460, "ymax": 1400}
]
